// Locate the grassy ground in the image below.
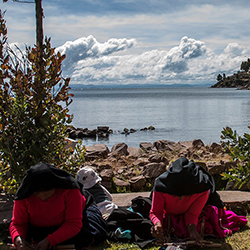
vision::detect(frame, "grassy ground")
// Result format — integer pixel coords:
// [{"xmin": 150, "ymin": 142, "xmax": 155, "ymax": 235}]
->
[{"xmin": 0, "ymin": 215, "xmax": 249, "ymax": 250}]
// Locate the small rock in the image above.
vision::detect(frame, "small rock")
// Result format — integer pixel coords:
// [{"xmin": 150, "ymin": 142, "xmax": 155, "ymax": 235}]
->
[
  {"xmin": 192, "ymin": 139, "xmax": 205, "ymax": 148},
  {"xmin": 114, "ymin": 178, "xmax": 130, "ymax": 191},
  {"xmin": 100, "ymin": 169, "xmax": 114, "ymax": 182},
  {"xmin": 140, "ymin": 142, "xmax": 153, "ymax": 150}
]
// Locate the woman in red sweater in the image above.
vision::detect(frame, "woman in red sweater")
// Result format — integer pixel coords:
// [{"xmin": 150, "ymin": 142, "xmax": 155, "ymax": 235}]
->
[
  {"xmin": 9, "ymin": 162, "xmax": 107, "ymax": 250},
  {"xmin": 150, "ymin": 157, "xmax": 215, "ymax": 244}
]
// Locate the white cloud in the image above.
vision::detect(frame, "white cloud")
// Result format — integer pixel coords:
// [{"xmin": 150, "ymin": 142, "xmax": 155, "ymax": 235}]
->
[
  {"xmin": 58, "ymin": 36, "xmax": 250, "ymax": 85},
  {"xmin": 56, "ymin": 35, "xmax": 136, "ymax": 69},
  {"xmin": 162, "ymin": 36, "xmax": 207, "ymax": 73}
]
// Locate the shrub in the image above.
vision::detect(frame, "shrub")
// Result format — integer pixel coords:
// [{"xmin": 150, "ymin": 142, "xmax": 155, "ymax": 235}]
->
[
  {"xmin": 0, "ymin": 10, "xmax": 85, "ymax": 193},
  {"xmin": 221, "ymin": 126, "xmax": 250, "ymax": 189}
]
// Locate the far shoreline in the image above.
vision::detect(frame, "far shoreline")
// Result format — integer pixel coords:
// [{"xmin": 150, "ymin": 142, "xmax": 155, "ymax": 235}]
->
[{"xmin": 69, "ymin": 83, "xmax": 213, "ymax": 90}]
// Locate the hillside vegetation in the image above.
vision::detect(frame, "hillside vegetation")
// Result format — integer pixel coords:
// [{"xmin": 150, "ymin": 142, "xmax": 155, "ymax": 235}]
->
[{"xmin": 211, "ymin": 58, "xmax": 250, "ymax": 89}]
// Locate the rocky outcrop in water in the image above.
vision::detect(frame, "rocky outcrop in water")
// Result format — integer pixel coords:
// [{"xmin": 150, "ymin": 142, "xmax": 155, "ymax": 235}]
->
[{"xmin": 66, "ymin": 125, "xmax": 156, "ymax": 139}]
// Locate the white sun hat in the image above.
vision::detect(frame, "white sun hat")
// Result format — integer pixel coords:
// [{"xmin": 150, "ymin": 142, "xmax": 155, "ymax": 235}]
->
[{"xmin": 77, "ymin": 166, "xmax": 102, "ymax": 189}]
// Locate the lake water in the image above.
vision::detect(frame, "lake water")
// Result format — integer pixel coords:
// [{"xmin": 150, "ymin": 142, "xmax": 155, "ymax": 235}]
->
[{"xmin": 69, "ymin": 87, "xmax": 250, "ymax": 149}]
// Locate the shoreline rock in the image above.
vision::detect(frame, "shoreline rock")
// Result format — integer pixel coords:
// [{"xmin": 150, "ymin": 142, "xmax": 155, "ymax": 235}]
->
[{"xmin": 81, "ymin": 138, "xmax": 241, "ymax": 193}]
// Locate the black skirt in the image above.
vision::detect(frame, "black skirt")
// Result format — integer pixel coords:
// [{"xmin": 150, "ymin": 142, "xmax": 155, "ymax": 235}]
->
[{"xmin": 26, "ymin": 204, "xmax": 108, "ymax": 250}]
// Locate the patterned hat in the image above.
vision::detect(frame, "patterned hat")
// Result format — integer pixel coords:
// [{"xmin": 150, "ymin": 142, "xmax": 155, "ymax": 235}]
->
[{"xmin": 77, "ymin": 166, "xmax": 102, "ymax": 189}]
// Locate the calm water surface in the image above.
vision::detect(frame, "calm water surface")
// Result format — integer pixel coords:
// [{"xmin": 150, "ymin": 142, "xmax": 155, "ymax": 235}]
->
[{"xmin": 69, "ymin": 87, "xmax": 250, "ymax": 148}]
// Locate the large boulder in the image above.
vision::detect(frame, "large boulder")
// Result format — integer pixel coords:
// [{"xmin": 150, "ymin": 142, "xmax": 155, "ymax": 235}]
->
[{"xmin": 85, "ymin": 144, "xmax": 110, "ymax": 160}]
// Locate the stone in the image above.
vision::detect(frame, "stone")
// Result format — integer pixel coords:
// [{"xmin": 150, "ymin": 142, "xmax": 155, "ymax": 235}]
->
[
  {"xmin": 130, "ymin": 128, "xmax": 137, "ymax": 133},
  {"xmin": 142, "ymin": 162, "xmax": 166, "ymax": 178},
  {"xmin": 111, "ymin": 143, "xmax": 129, "ymax": 156},
  {"xmin": 210, "ymin": 142, "xmax": 222, "ymax": 153},
  {"xmin": 148, "ymin": 154, "xmax": 168, "ymax": 164},
  {"xmin": 206, "ymin": 161, "xmax": 226, "ymax": 175},
  {"xmin": 129, "ymin": 175, "xmax": 146, "ymax": 192},
  {"xmin": 100, "ymin": 168, "xmax": 114, "ymax": 182},
  {"xmin": 97, "ymin": 126, "xmax": 110, "ymax": 133},
  {"xmin": 95, "ymin": 163, "xmax": 112, "ymax": 172},
  {"xmin": 132, "ymin": 158, "xmax": 149, "ymax": 167},
  {"xmin": 114, "ymin": 178, "xmax": 130, "ymax": 191},
  {"xmin": 148, "ymin": 125, "xmax": 155, "ymax": 130},
  {"xmin": 127, "ymin": 147, "xmax": 140, "ymax": 158},
  {"xmin": 153, "ymin": 140, "xmax": 184, "ymax": 152},
  {"xmin": 85, "ymin": 143, "xmax": 110, "ymax": 160},
  {"xmin": 192, "ymin": 139, "xmax": 205, "ymax": 148},
  {"xmin": 219, "ymin": 190, "xmax": 250, "ymax": 215},
  {"xmin": 178, "ymin": 141, "xmax": 193, "ymax": 149},
  {"xmin": 84, "ymin": 129, "xmax": 97, "ymax": 138},
  {"xmin": 140, "ymin": 142, "xmax": 153, "ymax": 150}
]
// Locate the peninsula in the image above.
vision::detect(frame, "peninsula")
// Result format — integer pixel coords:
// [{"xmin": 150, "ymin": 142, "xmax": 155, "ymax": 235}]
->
[{"xmin": 211, "ymin": 58, "xmax": 250, "ymax": 89}]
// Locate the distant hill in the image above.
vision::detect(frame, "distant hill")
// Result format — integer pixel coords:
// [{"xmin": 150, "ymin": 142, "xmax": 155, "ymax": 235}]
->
[
  {"xmin": 70, "ymin": 83, "xmax": 212, "ymax": 89},
  {"xmin": 211, "ymin": 71, "xmax": 250, "ymax": 90}
]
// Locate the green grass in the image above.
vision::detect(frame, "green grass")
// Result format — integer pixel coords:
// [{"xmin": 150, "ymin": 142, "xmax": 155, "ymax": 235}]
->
[{"xmin": 1, "ymin": 216, "xmax": 249, "ymax": 250}]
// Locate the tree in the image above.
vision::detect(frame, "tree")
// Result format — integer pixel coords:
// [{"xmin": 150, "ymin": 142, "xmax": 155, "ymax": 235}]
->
[
  {"xmin": 221, "ymin": 126, "xmax": 250, "ymax": 190},
  {"xmin": 240, "ymin": 58, "xmax": 250, "ymax": 72},
  {"xmin": 0, "ymin": 10, "xmax": 85, "ymax": 192},
  {"xmin": 217, "ymin": 74, "xmax": 222, "ymax": 82}
]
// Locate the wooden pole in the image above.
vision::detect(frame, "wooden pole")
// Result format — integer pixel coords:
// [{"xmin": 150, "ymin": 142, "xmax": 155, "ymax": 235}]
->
[{"xmin": 35, "ymin": 0, "xmax": 43, "ymax": 48}]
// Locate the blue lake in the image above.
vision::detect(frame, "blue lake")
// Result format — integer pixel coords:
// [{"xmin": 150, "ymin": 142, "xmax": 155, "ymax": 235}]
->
[{"xmin": 69, "ymin": 87, "xmax": 250, "ymax": 149}]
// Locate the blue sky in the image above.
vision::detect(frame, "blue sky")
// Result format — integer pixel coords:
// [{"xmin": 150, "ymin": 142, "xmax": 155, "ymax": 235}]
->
[{"xmin": 1, "ymin": 0, "xmax": 250, "ymax": 86}]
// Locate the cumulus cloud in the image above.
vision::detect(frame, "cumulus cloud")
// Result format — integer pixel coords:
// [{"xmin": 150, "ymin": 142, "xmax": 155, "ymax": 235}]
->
[
  {"xmin": 162, "ymin": 37, "xmax": 207, "ymax": 73},
  {"xmin": 56, "ymin": 35, "xmax": 137, "ymax": 69}
]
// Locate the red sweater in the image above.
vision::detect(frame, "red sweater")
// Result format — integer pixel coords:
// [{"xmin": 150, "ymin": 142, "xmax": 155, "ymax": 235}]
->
[
  {"xmin": 150, "ymin": 190, "xmax": 209, "ymax": 226},
  {"xmin": 9, "ymin": 188, "xmax": 86, "ymax": 247}
]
